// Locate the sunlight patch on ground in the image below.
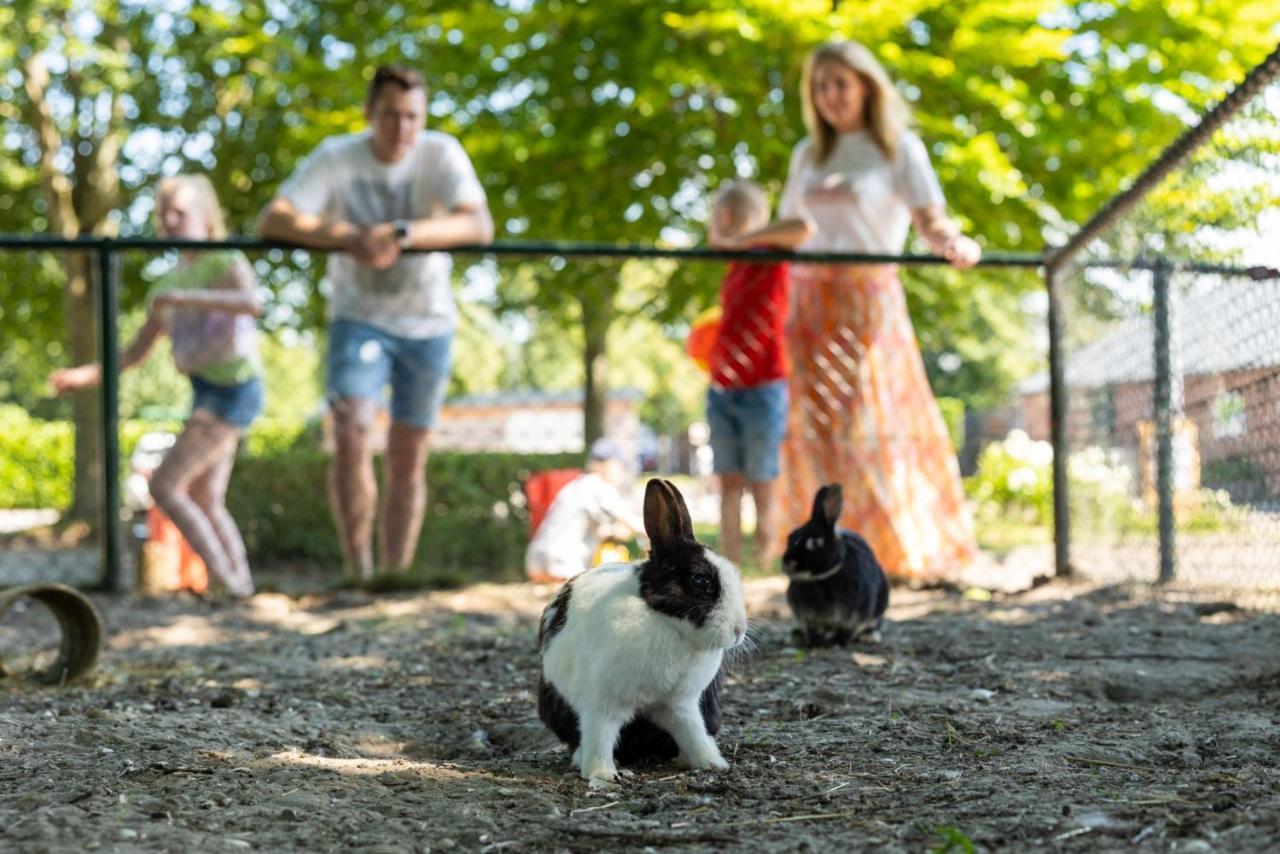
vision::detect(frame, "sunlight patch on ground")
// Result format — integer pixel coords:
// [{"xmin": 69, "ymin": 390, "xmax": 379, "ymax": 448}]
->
[
  {"xmin": 112, "ymin": 616, "xmax": 243, "ymax": 650},
  {"xmin": 316, "ymin": 654, "xmax": 391, "ymax": 672},
  {"xmin": 263, "ymin": 748, "xmax": 511, "ymax": 783}
]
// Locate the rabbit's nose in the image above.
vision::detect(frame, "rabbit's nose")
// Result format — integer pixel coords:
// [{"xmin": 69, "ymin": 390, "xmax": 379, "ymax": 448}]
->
[{"xmin": 733, "ymin": 621, "xmax": 747, "ymax": 645}]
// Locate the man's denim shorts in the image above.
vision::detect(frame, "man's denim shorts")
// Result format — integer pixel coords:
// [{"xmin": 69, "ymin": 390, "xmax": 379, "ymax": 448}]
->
[
  {"xmin": 327, "ymin": 319, "xmax": 454, "ymax": 429},
  {"xmin": 190, "ymin": 375, "xmax": 264, "ymax": 430},
  {"xmin": 706, "ymin": 379, "xmax": 789, "ymax": 482}
]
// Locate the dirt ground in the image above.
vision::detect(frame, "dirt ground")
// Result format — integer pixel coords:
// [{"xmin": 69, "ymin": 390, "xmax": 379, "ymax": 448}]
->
[{"xmin": 2, "ymin": 572, "xmax": 1279, "ymax": 853}]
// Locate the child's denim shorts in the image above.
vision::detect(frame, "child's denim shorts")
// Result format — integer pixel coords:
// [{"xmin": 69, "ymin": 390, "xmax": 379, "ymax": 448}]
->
[
  {"xmin": 706, "ymin": 379, "xmax": 789, "ymax": 482},
  {"xmin": 190, "ymin": 375, "xmax": 264, "ymax": 430}
]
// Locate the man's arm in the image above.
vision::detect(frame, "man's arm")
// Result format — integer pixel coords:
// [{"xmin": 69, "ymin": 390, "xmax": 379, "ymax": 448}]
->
[
  {"xmin": 404, "ymin": 201, "xmax": 494, "ymax": 248},
  {"xmin": 255, "ymin": 196, "xmax": 363, "ymax": 251},
  {"xmin": 352, "ymin": 201, "xmax": 494, "ymax": 272}
]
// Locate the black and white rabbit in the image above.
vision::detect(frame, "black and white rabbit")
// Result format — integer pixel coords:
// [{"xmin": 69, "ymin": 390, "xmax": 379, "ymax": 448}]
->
[
  {"xmin": 537, "ymin": 478, "xmax": 748, "ymax": 785},
  {"xmin": 782, "ymin": 484, "xmax": 889, "ymax": 647}
]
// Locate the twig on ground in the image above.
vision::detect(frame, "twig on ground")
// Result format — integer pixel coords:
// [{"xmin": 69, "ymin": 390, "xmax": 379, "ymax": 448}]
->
[
  {"xmin": 1064, "ymin": 755, "xmax": 1152, "ymax": 772},
  {"xmin": 569, "ymin": 800, "xmax": 619, "ymax": 817},
  {"xmin": 548, "ymin": 823, "xmax": 739, "ymax": 845},
  {"xmin": 1062, "ymin": 653, "xmax": 1229, "ymax": 663},
  {"xmin": 722, "ymin": 810, "xmax": 859, "ymax": 828},
  {"xmin": 1105, "ymin": 795, "xmax": 1194, "ymax": 806}
]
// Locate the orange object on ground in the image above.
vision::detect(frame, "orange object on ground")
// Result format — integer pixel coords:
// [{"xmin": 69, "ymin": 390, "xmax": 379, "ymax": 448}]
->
[
  {"xmin": 685, "ymin": 306, "xmax": 722, "ymax": 373},
  {"xmin": 138, "ymin": 505, "xmax": 209, "ymax": 594},
  {"xmin": 523, "ymin": 468, "xmax": 584, "ymax": 537}
]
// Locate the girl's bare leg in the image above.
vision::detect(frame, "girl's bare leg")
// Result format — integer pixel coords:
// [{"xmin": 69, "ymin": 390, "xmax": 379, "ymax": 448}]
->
[
  {"xmin": 188, "ymin": 439, "xmax": 253, "ymax": 596},
  {"xmin": 150, "ymin": 411, "xmax": 252, "ymax": 597}
]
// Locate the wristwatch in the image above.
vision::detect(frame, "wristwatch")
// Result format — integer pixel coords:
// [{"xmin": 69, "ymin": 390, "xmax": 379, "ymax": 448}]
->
[{"xmin": 393, "ymin": 219, "xmax": 411, "ymax": 248}]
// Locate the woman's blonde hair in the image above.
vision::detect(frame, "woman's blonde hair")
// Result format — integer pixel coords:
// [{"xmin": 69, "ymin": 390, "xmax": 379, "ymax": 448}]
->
[
  {"xmin": 801, "ymin": 40, "xmax": 910, "ymax": 164},
  {"xmin": 155, "ymin": 174, "xmax": 228, "ymax": 239}
]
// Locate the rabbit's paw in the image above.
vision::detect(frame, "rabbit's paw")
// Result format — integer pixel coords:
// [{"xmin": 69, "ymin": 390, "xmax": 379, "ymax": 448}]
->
[{"xmin": 682, "ymin": 749, "xmax": 729, "ymax": 771}]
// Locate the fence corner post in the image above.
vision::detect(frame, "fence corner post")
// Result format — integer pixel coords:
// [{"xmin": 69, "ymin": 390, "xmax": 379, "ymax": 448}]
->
[
  {"xmin": 1152, "ymin": 260, "xmax": 1177, "ymax": 585},
  {"xmin": 1046, "ymin": 260, "xmax": 1072, "ymax": 578}
]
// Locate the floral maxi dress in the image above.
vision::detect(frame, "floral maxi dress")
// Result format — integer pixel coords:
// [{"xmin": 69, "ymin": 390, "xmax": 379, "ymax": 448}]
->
[{"xmin": 778, "ymin": 263, "xmax": 976, "ymax": 584}]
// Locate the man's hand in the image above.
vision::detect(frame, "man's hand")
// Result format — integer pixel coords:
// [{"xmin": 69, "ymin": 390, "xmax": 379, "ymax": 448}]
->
[{"xmin": 351, "ymin": 223, "xmax": 402, "ymax": 270}]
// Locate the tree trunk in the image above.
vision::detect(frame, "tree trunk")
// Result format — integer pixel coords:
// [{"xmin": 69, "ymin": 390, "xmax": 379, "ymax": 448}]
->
[
  {"xmin": 579, "ymin": 269, "xmax": 617, "ymax": 449},
  {"xmin": 22, "ymin": 51, "xmax": 115, "ymax": 525},
  {"xmin": 63, "ymin": 251, "xmax": 102, "ymax": 522}
]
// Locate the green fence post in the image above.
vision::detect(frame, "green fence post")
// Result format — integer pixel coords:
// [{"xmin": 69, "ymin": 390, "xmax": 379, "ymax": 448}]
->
[
  {"xmin": 1046, "ymin": 261, "xmax": 1072, "ymax": 577},
  {"xmin": 96, "ymin": 239, "xmax": 125, "ymax": 592},
  {"xmin": 1152, "ymin": 261, "xmax": 1176, "ymax": 584}
]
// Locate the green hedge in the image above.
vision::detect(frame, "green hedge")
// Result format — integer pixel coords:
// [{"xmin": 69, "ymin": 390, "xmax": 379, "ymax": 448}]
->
[
  {"xmin": 0, "ymin": 409, "xmax": 581, "ymax": 581},
  {"xmin": 0, "ymin": 412, "xmax": 311, "ymax": 511},
  {"xmin": 0, "ymin": 409, "xmax": 184, "ymax": 509},
  {"xmin": 0, "ymin": 414, "xmax": 74, "ymax": 509},
  {"xmin": 227, "ymin": 449, "xmax": 580, "ymax": 581}
]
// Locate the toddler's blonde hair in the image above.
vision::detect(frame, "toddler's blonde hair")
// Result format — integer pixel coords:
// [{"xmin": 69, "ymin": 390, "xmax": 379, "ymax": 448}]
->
[{"xmin": 712, "ymin": 179, "xmax": 770, "ymax": 238}]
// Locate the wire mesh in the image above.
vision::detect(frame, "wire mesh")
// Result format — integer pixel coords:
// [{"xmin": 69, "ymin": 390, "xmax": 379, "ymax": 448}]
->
[
  {"xmin": 1058, "ymin": 261, "xmax": 1160, "ymax": 582},
  {"xmin": 4, "ymin": 241, "xmax": 1048, "ymax": 594},
  {"xmin": 0, "ymin": 248, "xmax": 105, "ymax": 588},
  {"xmin": 1058, "ymin": 77, "xmax": 1280, "ymax": 600}
]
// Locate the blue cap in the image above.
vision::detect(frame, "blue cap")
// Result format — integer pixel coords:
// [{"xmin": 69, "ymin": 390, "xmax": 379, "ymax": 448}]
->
[{"xmin": 589, "ymin": 437, "xmax": 627, "ymax": 462}]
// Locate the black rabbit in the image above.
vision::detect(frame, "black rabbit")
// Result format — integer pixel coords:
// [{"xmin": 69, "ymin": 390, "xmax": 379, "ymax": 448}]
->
[{"xmin": 782, "ymin": 484, "xmax": 889, "ymax": 647}]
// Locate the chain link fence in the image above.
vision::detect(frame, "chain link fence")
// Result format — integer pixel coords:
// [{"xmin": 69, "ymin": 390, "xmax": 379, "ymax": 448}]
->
[
  {"xmin": 2, "ymin": 241, "xmax": 1046, "ymax": 593},
  {"xmin": 0, "ymin": 247, "xmax": 106, "ymax": 589},
  {"xmin": 1053, "ymin": 50, "xmax": 1280, "ymax": 602}
]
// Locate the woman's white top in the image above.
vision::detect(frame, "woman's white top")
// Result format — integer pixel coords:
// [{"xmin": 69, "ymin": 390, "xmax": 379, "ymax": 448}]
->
[{"xmin": 779, "ymin": 130, "xmax": 945, "ymax": 255}]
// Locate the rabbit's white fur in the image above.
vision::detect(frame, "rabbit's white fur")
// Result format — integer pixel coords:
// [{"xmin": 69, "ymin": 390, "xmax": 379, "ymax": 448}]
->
[{"xmin": 542, "ymin": 554, "xmax": 746, "ymax": 784}]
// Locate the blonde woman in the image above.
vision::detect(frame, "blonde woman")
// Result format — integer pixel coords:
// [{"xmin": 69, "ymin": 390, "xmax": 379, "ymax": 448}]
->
[
  {"xmin": 50, "ymin": 176, "xmax": 263, "ymax": 597},
  {"xmin": 777, "ymin": 41, "xmax": 980, "ymax": 585}
]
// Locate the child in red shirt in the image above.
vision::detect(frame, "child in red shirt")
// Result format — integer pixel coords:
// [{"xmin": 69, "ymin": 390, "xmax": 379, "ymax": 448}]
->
[{"xmin": 706, "ymin": 180, "xmax": 812, "ymax": 567}]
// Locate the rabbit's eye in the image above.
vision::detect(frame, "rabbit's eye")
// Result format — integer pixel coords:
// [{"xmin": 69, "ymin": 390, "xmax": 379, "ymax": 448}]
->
[{"xmin": 690, "ymin": 572, "xmax": 712, "ymax": 593}]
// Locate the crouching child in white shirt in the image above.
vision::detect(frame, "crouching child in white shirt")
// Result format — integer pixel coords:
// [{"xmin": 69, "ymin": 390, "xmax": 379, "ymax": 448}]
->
[{"xmin": 525, "ymin": 439, "xmax": 647, "ymax": 583}]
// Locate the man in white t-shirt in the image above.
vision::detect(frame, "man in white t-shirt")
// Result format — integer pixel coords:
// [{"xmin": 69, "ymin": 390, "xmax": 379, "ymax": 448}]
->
[{"xmin": 257, "ymin": 65, "xmax": 493, "ymax": 582}]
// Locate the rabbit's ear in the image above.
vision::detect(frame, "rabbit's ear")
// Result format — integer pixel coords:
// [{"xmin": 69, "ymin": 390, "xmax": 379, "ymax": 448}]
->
[
  {"xmin": 644, "ymin": 478, "xmax": 694, "ymax": 549},
  {"xmin": 813, "ymin": 484, "xmax": 843, "ymax": 526}
]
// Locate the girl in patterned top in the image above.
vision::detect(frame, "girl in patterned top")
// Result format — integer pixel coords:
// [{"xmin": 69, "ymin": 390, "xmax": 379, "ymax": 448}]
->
[{"xmin": 50, "ymin": 176, "xmax": 263, "ymax": 598}]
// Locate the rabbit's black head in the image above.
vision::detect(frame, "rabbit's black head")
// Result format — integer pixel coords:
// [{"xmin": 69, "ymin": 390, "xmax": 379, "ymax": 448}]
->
[
  {"xmin": 638, "ymin": 478, "xmax": 746, "ymax": 648},
  {"xmin": 782, "ymin": 484, "xmax": 846, "ymax": 580}
]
